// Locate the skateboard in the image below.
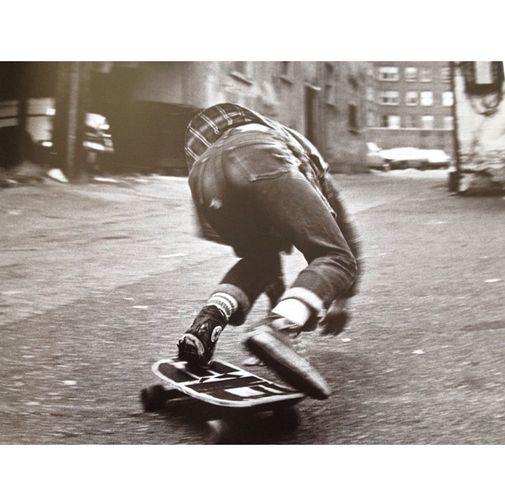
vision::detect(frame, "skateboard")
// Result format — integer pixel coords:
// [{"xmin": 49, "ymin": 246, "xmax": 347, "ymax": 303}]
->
[{"xmin": 140, "ymin": 358, "xmax": 305, "ymax": 442}]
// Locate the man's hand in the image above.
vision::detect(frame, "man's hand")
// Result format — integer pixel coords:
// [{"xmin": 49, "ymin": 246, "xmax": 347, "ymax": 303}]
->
[{"xmin": 319, "ymin": 299, "xmax": 350, "ymax": 335}]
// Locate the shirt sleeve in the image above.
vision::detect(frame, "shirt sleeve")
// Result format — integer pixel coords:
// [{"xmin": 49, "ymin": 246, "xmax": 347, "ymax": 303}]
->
[{"xmin": 318, "ymin": 173, "xmax": 363, "ymax": 298}]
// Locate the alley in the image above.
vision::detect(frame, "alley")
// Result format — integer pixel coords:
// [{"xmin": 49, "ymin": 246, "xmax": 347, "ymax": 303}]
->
[{"xmin": 1, "ymin": 170, "xmax": 504, "ymax": 443}]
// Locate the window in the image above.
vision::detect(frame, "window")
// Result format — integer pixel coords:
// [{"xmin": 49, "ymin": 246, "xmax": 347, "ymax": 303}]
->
[
  {"xmin": 280, "ymin": 61, "xmax": 292, "ymax": 76},
  {"xmin": 441, "ymin": 66, "xmax": 451, "ymax": 82},
  {"xmin": 348, "ymin": 103, "xmax": 359, "ymax": 131},
  {"xmin": 389, "ymin": 115, "xmax": 401, "ymax": 128},
  {"xmin": 405, "ymin": 91, "xmax": 419, "ymax": 106},
  {"xmin": 231, "ymin": 61, "xmax": 251, "ymax": 80},
  {"xmin": 405, "ymin": 67, "xmax": 418, "ymax": 81},
  {"xmin": 280, "ymin": 61, "xmax": 294, "ymax": 81},
  {"xmin": 379, "ymin": 90, "xmax": 400, "ymax": 105},
  {"xmin": 442, "ymin": 91, "xmax": 454, "ymax": 107},
  {"xmin": 366, "ymin": 86, "xmax": 374, "ymax": 102},
  {"xmin": 233, "ymin": 61, "xmax": 247, "ymax": 75},
  {"xmin": 421, "ymin": 115, "xmax": 434, "ymax": 129},
  {"xmin": 404, "ymin": 115, "xmax": 418, "ymax": 128},
  {"xmin": 367, "ymin": 111, "xmax": 375, "ymax": 127},
  {"xmin": 420, "ymin": 91, "xmax": 433, "ymax": 106},
  {"xmin": 324, "ymin": 63, "xmax": 336, "ymax": 104},
  {"xmin": 420, "ymin": 68, "xmax": 432, "ymax": 82},
  {"xmin": 377, "ymin": 66, "xmax": 399, "ymax": 81},
  {"xmin": 382, "ymin": 115, "xmax": 400, "ymax": 128},
  {"xmin": 0, "ymin": 99, "xmax": 19, "ymax": 128},
  {"xmin": 443, "ymin": 116, "xmax": 454, "ymax": 130}
]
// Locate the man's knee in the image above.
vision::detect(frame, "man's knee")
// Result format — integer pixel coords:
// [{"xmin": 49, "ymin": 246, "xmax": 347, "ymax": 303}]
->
[{"xmin": 342, "ymin": 251, "xmax": 358, "ymax": 291}]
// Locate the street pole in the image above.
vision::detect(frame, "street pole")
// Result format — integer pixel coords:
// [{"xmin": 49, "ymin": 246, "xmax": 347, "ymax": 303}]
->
[
  {"xmin": 449, "ymin": 61, "xmax": 461, "ymax": 192},
  {"xmin": 53, "ymin": 62, "xmax": 91, "ymax": 182},
  {"xmin": 16, "ymin": 64, "xmax": 28, "ymax": 165}
]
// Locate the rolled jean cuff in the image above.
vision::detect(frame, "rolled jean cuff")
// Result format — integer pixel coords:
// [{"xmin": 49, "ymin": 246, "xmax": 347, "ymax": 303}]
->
[
  {"xmin": 212, "ymin": 283, "xmax": 250, "ymax": 326},
  {"xmin": 279, "ymin": 287, "xmax": 325, "ymax": 315}
]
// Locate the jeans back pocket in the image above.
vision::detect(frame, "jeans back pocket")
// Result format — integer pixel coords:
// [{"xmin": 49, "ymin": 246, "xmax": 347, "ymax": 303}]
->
[{"xmin": 225, "ymin": 140, "xmax": 300, "ymax": 182}]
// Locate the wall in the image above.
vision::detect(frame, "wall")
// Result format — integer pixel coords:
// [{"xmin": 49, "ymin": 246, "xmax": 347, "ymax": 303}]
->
[
  {"xmin": 131, "ymin": 62, "xmax": 212, "ymax": 106},
  {"xmin": 202, "ymin": 62, "xmax": 315, "ymax": 136},
  {"xmin": 321, "ymin": 62, "xmax": 368, "ymax": 173},
  {"xmin": 129, "ymin": 61, "xmax": 368, "ymax": 173},
  {"xmin": 213, "ymin": 61, "xmax": 368, "ymax": 173}
]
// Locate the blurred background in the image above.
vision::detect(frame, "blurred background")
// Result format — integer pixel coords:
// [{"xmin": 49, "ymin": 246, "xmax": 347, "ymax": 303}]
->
[{"xmin": 1, "ymin": 61, "xmax": 504, "ymax": 193}]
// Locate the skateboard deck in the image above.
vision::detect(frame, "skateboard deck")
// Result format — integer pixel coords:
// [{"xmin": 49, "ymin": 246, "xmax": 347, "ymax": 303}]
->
[{"xmin": 151, "ymin": 358, "xmax": 305, "ymax": 411}]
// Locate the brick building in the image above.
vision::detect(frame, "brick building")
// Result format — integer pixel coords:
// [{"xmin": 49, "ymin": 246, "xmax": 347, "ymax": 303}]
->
[{"xmin": 366, "ymin": 61, "xmax": 455, "ymax": 154}]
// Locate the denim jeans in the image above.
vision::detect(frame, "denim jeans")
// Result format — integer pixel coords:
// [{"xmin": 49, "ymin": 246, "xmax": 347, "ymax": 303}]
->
[{"xmin": 188, "ymin": 127, "xmax": 358, "ymax": 326}]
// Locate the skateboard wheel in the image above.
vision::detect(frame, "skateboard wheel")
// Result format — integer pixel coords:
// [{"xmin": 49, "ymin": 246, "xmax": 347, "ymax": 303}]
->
[
  {"xmin": 140, "ymin": 384, "xmax": 167, "ymax": 412},
  {"xmin": 271, "ymin": 407, "xmax": 300, "ymax": 431},
  {"xmin": 207, "ymin": 419, "xmax": 234, "ymax": 444}
]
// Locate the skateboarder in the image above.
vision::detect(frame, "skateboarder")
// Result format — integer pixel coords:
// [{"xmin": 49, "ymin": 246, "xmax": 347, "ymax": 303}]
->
[{"xmin": 177, "ymin": 103, "xmax": 362, "ymax": 399}]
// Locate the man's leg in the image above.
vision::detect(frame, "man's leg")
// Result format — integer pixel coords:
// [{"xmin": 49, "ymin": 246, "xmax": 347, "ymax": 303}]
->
[
  {"xmin": 240, "ymin": 171, "xmax": 358, "ymax": 399},
  {"xmin": 181, "ymin": 130, "xmax": 292, "ymax": 367},
  {"xmin": 178, "ymin": 252, "xmax": 283, "ymax": 366},
  {"xmin": 197, "ymin": 132, "xmax": 358, "ymax": 398}
]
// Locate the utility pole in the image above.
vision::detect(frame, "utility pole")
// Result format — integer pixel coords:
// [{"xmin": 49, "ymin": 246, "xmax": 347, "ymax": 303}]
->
[
  {"xmin": 53, "ymin": 62, "xmax": 91, "ymax": 181},
  {"xmin": 449, "ymin": 61, "xmax": 461, "ymax": 192},
  {"xmin": 16, "ymin": 63, "xmax": 28, "ymax": 164}
]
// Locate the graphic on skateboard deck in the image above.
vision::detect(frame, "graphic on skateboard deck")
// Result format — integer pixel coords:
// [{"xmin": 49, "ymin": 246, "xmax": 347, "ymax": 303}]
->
[
  {"xmin": 141, "ymin": 359, "xmax": 305, "ymax": 442},
  {"xmin": 147, "ymin": 358, "xmax": 304, "ymax": 409}
]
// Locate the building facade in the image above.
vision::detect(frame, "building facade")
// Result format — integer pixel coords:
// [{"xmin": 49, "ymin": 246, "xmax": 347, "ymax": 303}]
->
[
  {"xmin": 109, "ymin": 61, "xmax": 369, "ymax": 173},
  {"xmin": 1, "ymin": 62, "xmax": 370, "ymax": 176},
  {"xmin": 366, "ymin": 61, "xmax": 454, "ymax": 154}
]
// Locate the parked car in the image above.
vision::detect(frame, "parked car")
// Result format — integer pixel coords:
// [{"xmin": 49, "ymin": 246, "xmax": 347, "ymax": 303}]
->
[
  {"xmin": 423, "ymin": 149, "xmax": 451, "ymax": 169},
  {"xmin": 379, "ymin": 147, "xmax": 451, "ymax": 170},
  {"xmin": 1, "ymin": 97, "xmax": 113, "ymax": 168},
  {"xmin": 25, "ymin": 99, "xmax": 114, "ymax": 166},
  {"xmin": 380, "ymin": 147, "xmax": 429, "ymax": 169},
  {"xmin": 366, "ymin": 142, "xmax": 390, "ymax": 170},
  {"xmin": 82, "ymin": 113, "xmax": 114, "ymax": 154}
]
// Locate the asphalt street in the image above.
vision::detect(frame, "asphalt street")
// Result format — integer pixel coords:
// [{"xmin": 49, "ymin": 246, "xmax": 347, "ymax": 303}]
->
[{"xmin": 1, "ymin": 169, "xmax": 504, "ymax": 444}]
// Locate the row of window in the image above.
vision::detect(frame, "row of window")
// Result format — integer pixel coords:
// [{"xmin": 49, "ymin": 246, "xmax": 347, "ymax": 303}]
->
[
  {"xmin": 369, "ymin": 113, "xmax": 453, "ymax": 130},
  {"xmin": 370, "ymin": 90, "xmax": 453, "ymax": 107},
  {"xmin": 377, "ymin": 66, "xmax": 450, "ymax": 83}
]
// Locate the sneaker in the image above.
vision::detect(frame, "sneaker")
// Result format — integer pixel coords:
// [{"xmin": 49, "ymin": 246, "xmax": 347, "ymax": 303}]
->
[
  {"xmin": 177, "ymin": 305, "xmax": 227, "ymax": 367},
  {"xmin": 244, "ymin": 315, "xmax": 331, "ymax": 400}
]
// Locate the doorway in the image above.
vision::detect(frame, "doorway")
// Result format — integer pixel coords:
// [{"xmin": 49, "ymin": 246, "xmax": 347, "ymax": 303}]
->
[{"xmin": 304, "ymin": 85, "xmax": 318, "ymax": 145}]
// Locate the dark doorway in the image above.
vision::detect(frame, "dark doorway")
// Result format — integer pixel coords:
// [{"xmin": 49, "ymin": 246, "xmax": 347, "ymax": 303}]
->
[
  {"xmin": 106, "ymin": 101, "xmax": 199, "ymax": 174},
  {"xmin": 304, "ymin": 85, "xmax": 318, "ymax": 145}
]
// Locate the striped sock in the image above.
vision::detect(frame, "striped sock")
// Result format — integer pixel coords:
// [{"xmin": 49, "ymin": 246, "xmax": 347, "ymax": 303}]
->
[{"xmin": 206, "ymin": 292, "xmax": 239, "ymax": 322}]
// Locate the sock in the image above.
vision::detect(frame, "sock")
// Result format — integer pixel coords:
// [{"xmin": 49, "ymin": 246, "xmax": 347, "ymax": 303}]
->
[
  {"xmin": 206, "ymin": 292, "xmax": 239, "ymax": 322},
  {"xmin": 272, "ymin": 298, "xmax": 311, "ymax": 327}
]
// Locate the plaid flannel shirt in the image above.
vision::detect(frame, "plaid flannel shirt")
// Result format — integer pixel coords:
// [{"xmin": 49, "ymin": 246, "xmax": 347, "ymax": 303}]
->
[{"xmin": 185, "ymin": 102, "xmax": 327, "ymax": 176}]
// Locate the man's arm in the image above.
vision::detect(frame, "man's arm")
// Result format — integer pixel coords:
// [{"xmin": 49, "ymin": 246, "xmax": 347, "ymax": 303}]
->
[{"xmin": 318, "ymin": 173, "xmax": 363, "ymax": 298}]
